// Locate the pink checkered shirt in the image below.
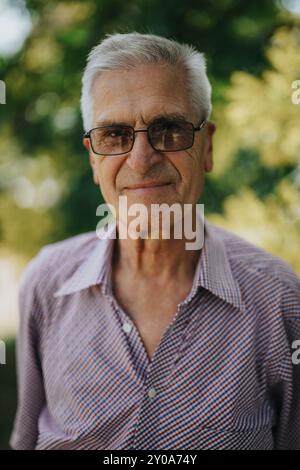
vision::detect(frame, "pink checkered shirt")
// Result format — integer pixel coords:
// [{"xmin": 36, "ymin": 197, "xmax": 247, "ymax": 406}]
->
[{"xmin": 10, "ymin": 219, "xmax": 300, "ymax": 449}]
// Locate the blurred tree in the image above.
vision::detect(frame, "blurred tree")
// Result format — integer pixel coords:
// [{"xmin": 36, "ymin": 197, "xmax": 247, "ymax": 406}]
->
[
  {"xmin": 208, "ymin": 26, "xmax": 300, "ymax": 273},
  {"xmin": 213, "ymin": 25, "xmax": 300, "ymax": 172}
]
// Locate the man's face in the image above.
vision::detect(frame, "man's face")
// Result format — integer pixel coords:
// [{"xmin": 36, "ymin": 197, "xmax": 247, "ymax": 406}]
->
[{"xmin": 83, "ymin": 63, "xmax": 215, "ymax": 221}]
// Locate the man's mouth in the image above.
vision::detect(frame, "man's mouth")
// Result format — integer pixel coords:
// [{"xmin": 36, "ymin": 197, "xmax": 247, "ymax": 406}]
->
[{"xmin": 123, "ymin": 182, "xmax": 173, "ymax": 193}]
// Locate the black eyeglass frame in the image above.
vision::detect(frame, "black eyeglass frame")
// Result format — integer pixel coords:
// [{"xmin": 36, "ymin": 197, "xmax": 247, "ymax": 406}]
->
[{"xmin": 83, "ymin": 118, "xmax": 207, "ymax": 156}]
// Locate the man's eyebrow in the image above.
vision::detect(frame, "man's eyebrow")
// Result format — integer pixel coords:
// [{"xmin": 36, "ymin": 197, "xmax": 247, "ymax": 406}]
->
[
  {"xmin": 95, "ymin": 113, "xmax": 188, "ymax": 127},
  {"xmin": 95, "ymin": 118, "xmax": 129, "ymax": 127},
  {"xmin": 147, "ymin": 113, "xmax": 188, "ymax": 123}
]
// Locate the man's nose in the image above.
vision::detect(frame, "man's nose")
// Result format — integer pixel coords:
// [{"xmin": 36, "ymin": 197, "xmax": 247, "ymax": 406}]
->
[{"xmin": 125, "ymin": 129, "xmax": 163, "ymax": 174}]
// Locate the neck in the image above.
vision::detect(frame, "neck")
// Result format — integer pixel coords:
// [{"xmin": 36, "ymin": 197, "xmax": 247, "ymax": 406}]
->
[{"xmin": 112, "ymin": 208, "xmax": 202, "ymax": 282}]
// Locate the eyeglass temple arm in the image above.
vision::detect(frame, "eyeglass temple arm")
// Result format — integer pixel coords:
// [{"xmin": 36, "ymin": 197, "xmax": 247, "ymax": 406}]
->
[{"xmin": 194, "ymin": 119, "xmax": 207, "ymax": 132}]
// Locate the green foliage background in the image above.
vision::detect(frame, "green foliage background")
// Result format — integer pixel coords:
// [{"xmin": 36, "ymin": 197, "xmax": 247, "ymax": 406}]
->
[{"xmin": 0, "ymin": 0, "xmax": 299, "ymax": 449}]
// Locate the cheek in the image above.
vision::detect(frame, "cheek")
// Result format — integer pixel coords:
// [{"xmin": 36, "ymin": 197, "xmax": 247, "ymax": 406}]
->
[
  {"xmin": 97, "ymin": 158, "xmax": 123, "ymax": 195},
  {"xmin": 173, "ymin": 151, "xmax": 204, "ymax": 201},
  {"xmin": 170, "ymin": 150, "xmax": 201, "ymax": 183}
]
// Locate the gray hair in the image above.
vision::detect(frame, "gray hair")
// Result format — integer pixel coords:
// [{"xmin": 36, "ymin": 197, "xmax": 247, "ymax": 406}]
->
[{"xmin": 81, "ymin": 32, "xmax": 212, "ymax": 132}]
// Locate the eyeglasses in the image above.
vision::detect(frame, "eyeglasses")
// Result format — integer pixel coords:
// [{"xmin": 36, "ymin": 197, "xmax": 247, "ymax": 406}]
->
[{"xmin": 84, "ymin": 118, "xmax": 207, "ymax": 156}]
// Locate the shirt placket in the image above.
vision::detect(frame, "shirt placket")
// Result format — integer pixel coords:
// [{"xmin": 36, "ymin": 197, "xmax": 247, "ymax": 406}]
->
[{"xmin": 109, "ymin": 293, "xmax": 197, "ymax": 449}]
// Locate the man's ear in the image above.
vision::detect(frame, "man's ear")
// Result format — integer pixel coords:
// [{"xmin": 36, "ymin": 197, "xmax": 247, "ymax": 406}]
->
[
  {"xmin": 203, "ymin": 121, "xmax": 216, "ymax": 173},
  {"xmin": 83, "ymin": 136, "xmax": 90, "ymax": 152},
  {"xmin": 83, "ymin": 137, "xmax": 99, "ymax": 185}
]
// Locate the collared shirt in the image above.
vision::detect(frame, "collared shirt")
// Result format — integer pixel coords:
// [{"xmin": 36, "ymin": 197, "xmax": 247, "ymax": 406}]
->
[{"xmin": 9, "ymin": 219, "xmax": 300, "ymax": 450}]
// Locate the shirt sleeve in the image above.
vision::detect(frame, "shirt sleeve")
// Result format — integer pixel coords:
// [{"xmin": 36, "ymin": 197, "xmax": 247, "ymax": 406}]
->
[
  {"xmin": 9, "ymin": 254, "xmax": 46, "ymax": 450},
  {"xmin": 271, "ymin": 273, "xmax": 300, "ymax": 450}
]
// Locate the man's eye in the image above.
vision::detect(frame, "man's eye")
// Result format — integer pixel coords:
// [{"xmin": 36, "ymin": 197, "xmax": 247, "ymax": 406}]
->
[{"xmin": 104, "ymin": 128, "xmax": 123, "ymax": 137}]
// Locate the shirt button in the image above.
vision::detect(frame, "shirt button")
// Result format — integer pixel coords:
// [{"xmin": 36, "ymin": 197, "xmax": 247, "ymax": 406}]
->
[
  {"xmin": 122, "ymin": 322, "xmax": 132, "ymax": 334},
  {"xmin": 148, "ymin": 387, "xmax": 157, "ymax": 399}
]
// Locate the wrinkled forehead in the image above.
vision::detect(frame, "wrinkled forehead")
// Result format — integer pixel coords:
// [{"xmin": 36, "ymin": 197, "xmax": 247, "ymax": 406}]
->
[{"xmin": 90, "ymin": 64, "xmax": 194, "ymax": 126}]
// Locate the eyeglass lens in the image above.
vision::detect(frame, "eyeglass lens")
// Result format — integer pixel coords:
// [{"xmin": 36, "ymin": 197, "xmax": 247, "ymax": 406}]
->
[{"xmin": 90, "ymin": 120, "xmax": 194, "ymax": 155}]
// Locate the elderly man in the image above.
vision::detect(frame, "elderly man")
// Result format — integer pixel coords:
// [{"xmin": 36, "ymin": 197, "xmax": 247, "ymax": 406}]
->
[{"xmin": 10, "ymin": 32, "xmax": 300, "ymax": 450}]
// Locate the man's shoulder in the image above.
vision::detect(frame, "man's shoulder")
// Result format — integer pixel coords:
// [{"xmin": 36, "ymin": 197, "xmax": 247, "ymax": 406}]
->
[
  {"xmin": 38, "ymin": 230, "xmax": 98, "ymax": 262},
  {"xmin": 19, "ymin": 231, "xmax": 99, "ymax": 293},
  {"xmin": 208, "ymin": 221, "xmax": 300, "ymax": 298}
]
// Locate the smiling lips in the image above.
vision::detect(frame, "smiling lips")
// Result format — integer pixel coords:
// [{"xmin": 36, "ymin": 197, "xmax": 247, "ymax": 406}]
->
[{"xmin": 124, "ymin": 182, "xmax": 173, "ymax": 193}]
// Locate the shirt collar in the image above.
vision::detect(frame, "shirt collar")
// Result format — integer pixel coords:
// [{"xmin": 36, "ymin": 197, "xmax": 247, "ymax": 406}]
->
[
  {"xmin": 53, "ymin": 222, "xmax": 116, "ymax": 298},
  {"xmin": 53, "ymin": 217, "xmax": 245, "ymax": 312},
  {"xmin": 198, "ymin": 221, "xmax": 245, "ymax": 311}
]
